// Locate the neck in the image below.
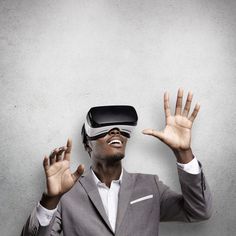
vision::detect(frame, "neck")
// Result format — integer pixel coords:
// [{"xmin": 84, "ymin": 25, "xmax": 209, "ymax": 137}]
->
[{"xmin": 92, "ymin": 160, "xmax": 122, "ymax": 187}]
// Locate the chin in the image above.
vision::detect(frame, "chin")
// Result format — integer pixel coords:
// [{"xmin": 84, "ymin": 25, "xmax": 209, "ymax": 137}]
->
[{"xmin": 106, "ymin": 152, "xmax": 125, "ymax": 162}]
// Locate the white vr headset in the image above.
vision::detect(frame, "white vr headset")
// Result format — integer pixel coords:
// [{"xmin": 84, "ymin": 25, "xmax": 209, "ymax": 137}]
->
[{"xmin": 82, "ymin": 105, "xmax": 138, "ymax": 142}]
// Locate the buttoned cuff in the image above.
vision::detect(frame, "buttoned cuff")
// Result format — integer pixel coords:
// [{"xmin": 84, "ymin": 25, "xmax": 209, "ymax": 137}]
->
[
  {"xmin": 177, "ymin": 156, "xmax": 201, "ymax": 175},
  {"xmin": 36, "ymin": 202, "xmax": 57, "ymax": 226}
]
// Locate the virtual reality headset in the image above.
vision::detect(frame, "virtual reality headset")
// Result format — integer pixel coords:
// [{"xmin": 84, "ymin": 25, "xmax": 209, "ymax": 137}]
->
[{"xmin": 82, "ymin": 105, "xmax": 138, "ymax": 142}]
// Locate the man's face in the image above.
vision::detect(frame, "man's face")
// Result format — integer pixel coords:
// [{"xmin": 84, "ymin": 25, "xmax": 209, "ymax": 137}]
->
[{"xmin": 88, "ymin": 128, "xmax": 128, "ymax": 163}]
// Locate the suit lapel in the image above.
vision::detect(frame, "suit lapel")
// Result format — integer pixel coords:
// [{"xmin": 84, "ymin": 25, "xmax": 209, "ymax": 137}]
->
[
  {"xmin": 79, "ymin": 169, "xmax": 113, "ymax": 233},
  {"xmin": 115, "ymin": 169, "xmax": 135, "ymax": 233}
]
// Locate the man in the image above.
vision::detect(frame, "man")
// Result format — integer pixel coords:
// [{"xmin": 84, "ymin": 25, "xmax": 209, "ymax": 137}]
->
[{"xmin": 21, "ymin": 89, "xmax": 212, "ymax": 236}]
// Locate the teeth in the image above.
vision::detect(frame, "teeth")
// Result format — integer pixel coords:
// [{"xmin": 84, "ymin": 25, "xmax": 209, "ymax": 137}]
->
[{"xmin": 108, "ymin": 139, "xmax": 122, "ymax": 145}]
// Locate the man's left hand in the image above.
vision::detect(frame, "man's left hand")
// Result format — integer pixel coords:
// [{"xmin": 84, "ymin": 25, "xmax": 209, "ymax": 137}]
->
[{"xmin": 143, "ymin": 88, "xmax": 200, "ymax": 163}]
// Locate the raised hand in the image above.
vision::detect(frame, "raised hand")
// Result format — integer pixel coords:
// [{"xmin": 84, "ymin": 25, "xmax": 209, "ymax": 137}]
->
[
  {"xmin": 142, "ymin": 89, "xmax": 200, "ymax": 153},
  {"xmin": 42, "ymin": 139, "xmax": 84, "ymax": 206}
]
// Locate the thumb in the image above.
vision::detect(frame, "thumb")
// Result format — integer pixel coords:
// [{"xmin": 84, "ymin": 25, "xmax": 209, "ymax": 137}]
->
[
  {"xmin": 72, "ymin": 164, "xmax": 85, "ymax": 182},
  {"xmin": 142, "ymin": 129, "xmax": 165, "ymax": 142}
]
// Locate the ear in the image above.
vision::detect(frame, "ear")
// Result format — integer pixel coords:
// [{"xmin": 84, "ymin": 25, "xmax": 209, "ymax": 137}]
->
[{"xmin": 84, "ymin": 140, "xmax": 92, "ymax": 155}]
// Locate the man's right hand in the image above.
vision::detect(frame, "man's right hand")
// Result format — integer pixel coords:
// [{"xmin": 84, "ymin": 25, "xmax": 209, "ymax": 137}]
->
[{"xmin": 41, "ymin": 139, "xmax": 84, "ymax": 209}]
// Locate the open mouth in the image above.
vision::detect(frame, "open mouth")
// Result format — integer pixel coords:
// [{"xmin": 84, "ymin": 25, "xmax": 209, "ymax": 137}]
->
[{"xmin": 107, "ymin": 139, "xmax": 123, "ymax": 148}]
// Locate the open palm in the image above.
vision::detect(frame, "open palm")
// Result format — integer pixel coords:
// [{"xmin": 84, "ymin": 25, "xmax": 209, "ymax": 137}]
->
[
  {"xmin": 143, "ymin": 89, "xmax": 200, "ymax": 151},
  {"xmin": 43, "ymin": 139, "xmax": 84, "ymax": 197}
]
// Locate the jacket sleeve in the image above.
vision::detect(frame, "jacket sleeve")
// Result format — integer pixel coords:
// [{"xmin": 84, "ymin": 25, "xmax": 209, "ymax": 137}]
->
[
  {"xmin": 21, "ymin": 203, "xmax": 63, "ymax": 236},
  {"xmin": 155, "ymin": 162, "xmax": 212, "ymax": 222}
]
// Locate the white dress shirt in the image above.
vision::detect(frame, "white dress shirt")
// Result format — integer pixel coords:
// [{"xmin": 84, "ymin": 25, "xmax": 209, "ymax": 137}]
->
[
  {"xmin": 36, "ymin": 157, "xmax": 201, "ymax": 228},
  {"xmin": 91, "ymin": 169, "xmax": 122, "ymax": 232}
]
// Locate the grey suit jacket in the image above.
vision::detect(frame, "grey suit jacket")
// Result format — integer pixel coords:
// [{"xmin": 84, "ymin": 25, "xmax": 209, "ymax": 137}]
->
[{"xmin": 21, "ymin": 164, "xmax": 212, "ymax": 236}]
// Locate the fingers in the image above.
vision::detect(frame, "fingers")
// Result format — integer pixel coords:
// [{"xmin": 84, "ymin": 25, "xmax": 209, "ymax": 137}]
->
[
  {"xmin": 49, "ymin": 149, "xmax": 57, "ymax": 165},
  {"xmin": 56, "ymin": 147, "xmax": 66, "ymax": 161},
  {"xmin": 170, "ymin": 88, "xmax": 200, "ymax": 122},
  {"xmin": 182, "ymin": 91, "xmax": 193, "ymax": 117},
  {"xmin": 142, "ymin": 129, "xmax": 165, "ymax": 142},
  {"xmin": 164, "ymin": 92, "xmax": 171, "ymax": 121},
  {"xmin": 189, "ymin": 103, "xmax": 200, "ymax": 122},
  {"xmin": 72, "ymin": 164, "xmax": 85, "ymax": 182},
  {"xmin": 175, "ymin": 88, "xmax": 183, "ymax": 115},
  {"xmin": 64, "ymin": 138, "xmax": 72, "ymax": 161},
  {"xmin": 47, "ymin": 138, "xmax": 72, "ymax": 166},
  {"xmin": 49, "ymin": 147, "xmax": 67, "ymax": 165},
  {"xmin": 43, "ymin": 156, "xmax": 49, "ymax": 171}
]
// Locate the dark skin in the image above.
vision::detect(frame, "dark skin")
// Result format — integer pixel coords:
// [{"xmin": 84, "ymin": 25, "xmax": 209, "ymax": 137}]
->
[
  {"xmin": 41, "ymin": 89, "xmax": 200, "ymax": 209},
  {"xmin": 87, "ymin": 128, "xmax": 128, "ymax": 187}
]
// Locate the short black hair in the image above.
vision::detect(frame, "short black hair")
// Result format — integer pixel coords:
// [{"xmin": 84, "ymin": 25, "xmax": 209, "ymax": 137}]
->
[
  {"xmin": 81, "ymin": 124, "xmax": 87, "ymax": 145},
  {"xmin": 81, "ymin": 124, "xmax": 92, "ymax": 157}
]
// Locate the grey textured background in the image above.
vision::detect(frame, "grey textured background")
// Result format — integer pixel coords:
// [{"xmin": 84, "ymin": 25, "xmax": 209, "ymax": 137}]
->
[{"xmin": 0, "ymin": 0, "xmax": 236, "ymax": 235}]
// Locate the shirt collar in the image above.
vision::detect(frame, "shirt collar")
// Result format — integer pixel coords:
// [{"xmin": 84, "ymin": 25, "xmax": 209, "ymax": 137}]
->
[{"xmin": 91, "ymin": 168, "xmax": 123, "ymax": 186}]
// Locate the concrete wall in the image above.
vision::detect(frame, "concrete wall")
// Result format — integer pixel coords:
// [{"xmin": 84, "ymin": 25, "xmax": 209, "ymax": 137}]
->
[{"xmin": 1, "ymin": 0, "xmax": 236, "ymax": 235}]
